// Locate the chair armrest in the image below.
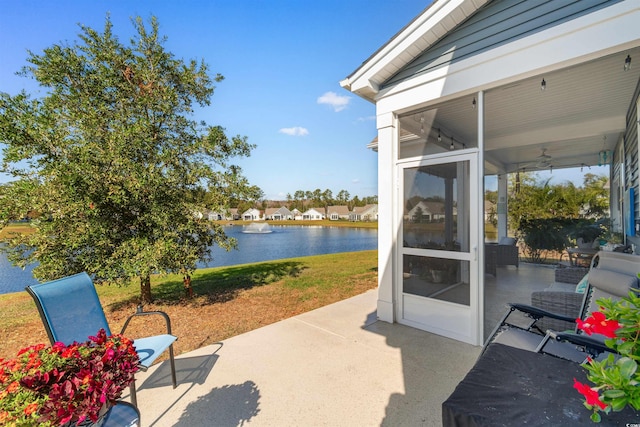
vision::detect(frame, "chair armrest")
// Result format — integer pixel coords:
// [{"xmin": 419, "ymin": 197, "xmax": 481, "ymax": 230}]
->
[
  {"xmin": 508, "ymin": 302, "xmax": 576, "ymax": 323},
  {"xmin": 552, "ymin": 331, "xmax": 612, "ymax": 356},
  {"xmin": 120, "ymin": 305, "xmax": 173, "ymax": 336}
]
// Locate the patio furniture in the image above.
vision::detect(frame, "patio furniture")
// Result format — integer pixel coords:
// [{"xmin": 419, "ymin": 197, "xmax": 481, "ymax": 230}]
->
[
  {"xmin": 566, "ymin": 246, "xmax": 598, "ymax": 266},
  {"xmin": 442, "ymin": 342, "xmax": 640, "ymax": 426},
  {"xmin": 484, "ymin": 237, "xmax": 519, "ymax": 276},
  {"xmin": 26, "ymin": 272, "xmax": 178, "ymax": 407},
  {"xmin": 530, "ymin": 286, "xmax": 583, "ymax": 333},
  {"xmin": 103, "ymin": 401, "xmax": 140, "ymax": 427},
  {"xmin": 483, "ymin": 251, "xmax": 639, "ymax": 363}
]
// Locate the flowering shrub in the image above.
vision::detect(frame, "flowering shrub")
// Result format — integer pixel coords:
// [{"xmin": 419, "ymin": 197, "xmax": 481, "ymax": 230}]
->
[
  {"xmin": 573, "ymin": 282, "xmax": 640, "ymax": 423},
  {"xmin": 0, "ymin": 329, "xmax": 139, "ymax": 426}
]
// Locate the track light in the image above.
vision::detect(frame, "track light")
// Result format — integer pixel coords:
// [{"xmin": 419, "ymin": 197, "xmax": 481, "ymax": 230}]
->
[
  {"xmin": 625, "ymin": 55, "xmax": 632, "ymax": 71},
  {"xmin": 472, "ymin": 97, "xmax": 476, "ymax": 109},
  {"xmin": 540, "ymin": 78, "xmax": 546, "ymax": 91},
  {"xmin": 450, "ymin": 137, "xmax": 455, "ymax": 150},
  {"xmin": 437, "ymin": 129, "xmax": 442, "ymax": 142}
]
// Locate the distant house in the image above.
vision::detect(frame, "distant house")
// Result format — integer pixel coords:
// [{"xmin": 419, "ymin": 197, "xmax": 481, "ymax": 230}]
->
[
  {"xmin": 227, "ymin": 208, "xmax": 241, "ymax": 221},
  {"xmin": 302, "ymin": 208, "xmax": 324, "ymax": 220},
  {"xmin": 327, "ymin": 205, "xmax": 350, "ymax": 221},
  {"xmin": 242, "ymin": 208, "xmax": 262, "ymax": 221},
  {"xmin": 350, "ymin": 204, "xmax": 378, "ymax": 222},
  {"xmin": 291, "ymin": 208, "xmax": 303, "ymax": 221},
  {"xmin": 265, "ymin": 206, "xmax": 293, "ymax": 220},
  {"xmin": 405, "ymin": 201, "xmax": 445, "ymax": 223},
  {"xmin": 206, "ymin": 210, "xmax": 224, "ymax": 221}
]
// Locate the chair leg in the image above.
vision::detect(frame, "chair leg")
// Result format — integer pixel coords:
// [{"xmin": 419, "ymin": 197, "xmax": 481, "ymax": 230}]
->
[
  {"xmin": 169, "ymin": 344, "xmax": 177, "ymax": 389},
  {"xmin": 129, "ymin": 381, "xmax": 137, "ymax": 408}
]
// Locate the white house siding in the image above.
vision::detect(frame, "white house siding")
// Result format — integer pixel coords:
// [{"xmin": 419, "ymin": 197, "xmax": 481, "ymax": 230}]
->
[
  {"xmin": 242, "ymin": 208, "xmax": 261, "ymax": 221},
  {"xmin": 302, "ymin": 208, "xmax": 324, "ymax": 220}
]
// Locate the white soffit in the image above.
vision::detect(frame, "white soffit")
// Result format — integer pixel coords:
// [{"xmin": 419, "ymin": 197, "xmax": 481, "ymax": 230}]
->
[{"xmin": 340, "ymin": 0, "xmax": 488, "ymax": 102}]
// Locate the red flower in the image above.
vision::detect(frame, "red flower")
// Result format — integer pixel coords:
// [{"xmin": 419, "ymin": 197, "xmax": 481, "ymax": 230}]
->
[
  {"xmin": 576, "ymin": 311, "xmax": 621, "ymax": 338},
  {"xmin": 1, "ymin": 329, "xmax": 139, "ymax": 426},
  {"xmin": 573, "ymin": 379, "xmax": 607, "ymax": 410}
]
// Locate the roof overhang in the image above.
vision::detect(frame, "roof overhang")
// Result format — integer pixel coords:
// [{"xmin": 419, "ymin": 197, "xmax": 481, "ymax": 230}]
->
[
  {"xmin": 340, "ymin": 0, "xmax": 489, "ymax": 102},
  {"xmin": 343, "ymin": 0, "xmax": 640, "ymax": 175}
]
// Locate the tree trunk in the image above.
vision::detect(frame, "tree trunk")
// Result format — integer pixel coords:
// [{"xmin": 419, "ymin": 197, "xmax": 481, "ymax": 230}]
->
[{"xmin": 140, "ymin": 275, "xmax": 153, "ymax": 304}]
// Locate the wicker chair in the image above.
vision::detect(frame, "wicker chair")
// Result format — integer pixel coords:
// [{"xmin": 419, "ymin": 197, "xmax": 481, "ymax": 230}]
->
[{"xmin": 485, "ymin": 237, "xmax": 519, "ymax": 276}]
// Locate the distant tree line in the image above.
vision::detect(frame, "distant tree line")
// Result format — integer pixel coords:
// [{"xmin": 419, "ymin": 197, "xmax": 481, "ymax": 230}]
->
[
  {"xmin": 189, "ymin": 187, "xmax": 377, "ymax": 215},
  {"xmin": 283, "ymin": 189, "xmax": 377, "ymax": 212}
]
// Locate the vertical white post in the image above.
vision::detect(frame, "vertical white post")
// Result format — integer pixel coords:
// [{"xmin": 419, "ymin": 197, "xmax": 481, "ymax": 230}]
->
[
  {"xmin": 476, "ymin": 90, "xmax": 485, "ymax": 346},
  {"xmin": 376, "ymin": 112, "xmax": 396, "ymax": 323}
]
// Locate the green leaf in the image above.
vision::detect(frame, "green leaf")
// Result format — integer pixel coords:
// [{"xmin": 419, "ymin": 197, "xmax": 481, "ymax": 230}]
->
[
  {"xmin": 609, "ymin": 397, "xmax": 628, "ymax": 412},
  {"xmin": 617, "ymin": 357, "xmax": 638, "ymax": 379},
  {"xmin": 602, "ymin": 389, "xmax": 625, "ymax": 399}
]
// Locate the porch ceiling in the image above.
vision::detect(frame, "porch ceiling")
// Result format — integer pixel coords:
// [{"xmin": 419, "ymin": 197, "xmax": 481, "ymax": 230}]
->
[
  {"xmin": 481, "ymin": 47, "xmax": 640, "ymax": 175},
  {"xmin": 381, "ymin": 48, "xmax": 640, "ymax": 176},
  {"xmin": 435, "ymin": 48, "xmax": 636, "ymax": 177}
]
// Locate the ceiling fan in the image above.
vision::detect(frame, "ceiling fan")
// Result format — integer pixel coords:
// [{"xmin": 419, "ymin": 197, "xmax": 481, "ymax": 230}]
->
[{"xmin": 521, "ymin": 148, "xmax": 553, "ymax": 170}]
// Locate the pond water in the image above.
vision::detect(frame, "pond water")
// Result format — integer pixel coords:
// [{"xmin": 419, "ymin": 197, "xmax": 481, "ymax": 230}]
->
[{"xmin": 0, "ymin": 225, "xmax": 377, "ymax": 295}]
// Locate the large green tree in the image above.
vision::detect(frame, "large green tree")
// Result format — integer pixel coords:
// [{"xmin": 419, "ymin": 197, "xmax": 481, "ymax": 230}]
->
[{"xmin": 0, "ymin": 16, "xmax": 259, "ymax": 303}]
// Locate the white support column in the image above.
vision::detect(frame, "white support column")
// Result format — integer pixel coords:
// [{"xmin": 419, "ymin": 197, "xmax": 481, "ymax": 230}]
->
[
  {"xmin": 476, "ymin": 90, "xmax": 485, "ymax": 346},
  {"xmin": 376, "ymin": 112, "xmax": 396, "ymax": 323},
  {"xmin": 497, "ymin": 174, "xmax": 508, "ymax": 240}
]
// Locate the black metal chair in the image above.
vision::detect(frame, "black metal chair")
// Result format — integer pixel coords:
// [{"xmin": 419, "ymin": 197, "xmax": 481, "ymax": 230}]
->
[
  {"xmin": 26, "ymin": 272, "xmax": 178, "ymax": 407},
  {"xmin": 483, "ymin": 251, "xmax": 639, "ymax": 362}
]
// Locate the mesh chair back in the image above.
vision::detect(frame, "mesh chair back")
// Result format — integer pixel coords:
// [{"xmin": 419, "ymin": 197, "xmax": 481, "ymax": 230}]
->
[
  {"xmin": 26, "ymin": 272, "xmax": 111, "ymax": 345},
  {"xmin": 576, "ymin": 251, "xmax": 639, "ymax": 332}
]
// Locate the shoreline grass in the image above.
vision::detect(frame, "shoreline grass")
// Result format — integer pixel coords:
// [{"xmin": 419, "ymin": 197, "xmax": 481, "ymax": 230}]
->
[{"xmin": 0, "ymin": 250, "xmax": 378, "ymax": 360}]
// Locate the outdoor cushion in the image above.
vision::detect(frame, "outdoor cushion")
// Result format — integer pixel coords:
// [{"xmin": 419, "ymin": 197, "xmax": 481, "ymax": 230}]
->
[
  {"xmin": 575, "ymin": 273, "xmax": 589, "ymax": 294},
  {"xmin": 499, "ymin": 237, "xmax": 516, "ymax": 246},
  {"xmin": 588, "ymin": 269, "xmax": 637, "ymax": 297}
]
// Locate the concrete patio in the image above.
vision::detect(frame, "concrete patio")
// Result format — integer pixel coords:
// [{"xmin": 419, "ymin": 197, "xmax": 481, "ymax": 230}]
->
[
  {"xmin": 131, "ymin": 289, "xmax": 480, "ymax": 426},
  {"xmin": 130, "ymin": 262, "xmax": 559, "ymax": 426}
]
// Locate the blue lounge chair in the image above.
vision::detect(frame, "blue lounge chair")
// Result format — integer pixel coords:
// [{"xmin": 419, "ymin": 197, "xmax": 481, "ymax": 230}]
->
[{"xmin": 26, "ymin": 272, "xmax": 178, "ymax": 407}]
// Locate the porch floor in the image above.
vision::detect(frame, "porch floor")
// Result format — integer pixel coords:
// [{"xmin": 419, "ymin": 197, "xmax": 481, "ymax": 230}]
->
[{"xmin": 131, "ymin": 263, "xmax": 558, "ymax": 426}]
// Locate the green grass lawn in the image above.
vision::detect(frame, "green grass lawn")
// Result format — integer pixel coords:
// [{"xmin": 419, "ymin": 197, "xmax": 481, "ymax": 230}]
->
[{"xmin": 0, "ymin": 250, "xmax": 378, "ymax": 359}]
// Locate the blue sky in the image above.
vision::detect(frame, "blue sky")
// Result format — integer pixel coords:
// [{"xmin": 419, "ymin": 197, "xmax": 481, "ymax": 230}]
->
[
  {"xmin": 0, "ymin": 1, "xmax": 607, "ymax": 200},
  {"xmin": 0, "ymin": 0, "xmax": 430, "ymax": 200}
]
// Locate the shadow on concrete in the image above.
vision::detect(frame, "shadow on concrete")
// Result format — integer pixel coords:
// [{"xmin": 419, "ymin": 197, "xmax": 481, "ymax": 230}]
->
[
  {"xmin": 173, "ymin": 380, "xmax": 261, "ymax": 426},
  {"xmin": 362, "ymin": 311, "xmax": 480, "ymax": 426},
  {"xmin": 138, "ymin": 343, "xmax": 222, "ymax": 391}
]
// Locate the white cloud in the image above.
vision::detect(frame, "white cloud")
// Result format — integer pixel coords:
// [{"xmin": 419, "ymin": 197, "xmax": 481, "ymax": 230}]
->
[
  {"xmin": 356, "ymin": 116, "xmax": 376, "ymax": 122},
  {"xmin": 317, "ymin": 91, "xmax": 350, "ymax": 112},
  {"xmin": 279, "ymin": 126, "xmax": 309, "ymax": 136},
  {"xmin": 352, "ymin": 178, "xmax": 361, "ymax": 184}
]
